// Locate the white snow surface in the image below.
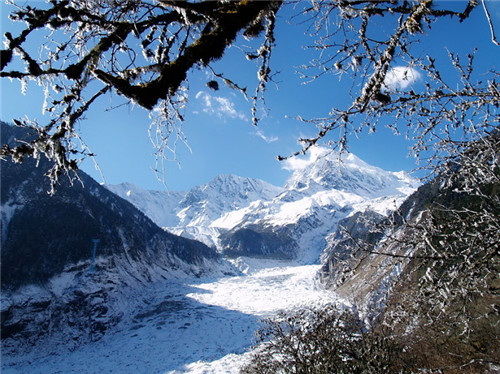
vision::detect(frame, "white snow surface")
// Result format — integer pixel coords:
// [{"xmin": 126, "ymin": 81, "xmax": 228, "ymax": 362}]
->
[
  {"xmin": 105, "ymin": 182, "xmax": 185, "ymax": 228},
  {"xmin": 2, "ymin": 259, "xmax": 343, "ymax": 374}
]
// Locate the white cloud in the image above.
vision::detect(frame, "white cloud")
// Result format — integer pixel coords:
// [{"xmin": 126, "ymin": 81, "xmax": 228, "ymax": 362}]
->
[
  {"xmin": 195, "ymin": 91, "xmax": 247, "ymax": 121},
  {"xmin": 384, "ymin": 66, "xmax": 422, "ymax": 91},
  {"xmin": 255, "ymin": 129, "xmax": 278, "ymax": 144}
]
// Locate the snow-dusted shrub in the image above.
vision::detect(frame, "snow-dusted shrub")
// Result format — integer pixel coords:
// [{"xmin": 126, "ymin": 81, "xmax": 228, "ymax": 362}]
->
[{"xmin": 242, "ymin": 306, "xmax": 400, "ymax": 374}]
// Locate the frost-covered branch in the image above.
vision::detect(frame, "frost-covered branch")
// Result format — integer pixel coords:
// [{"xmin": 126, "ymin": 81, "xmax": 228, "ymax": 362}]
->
[{"xmin": 1, "ymin": 0, "xmax": 282, "ymax": 192}]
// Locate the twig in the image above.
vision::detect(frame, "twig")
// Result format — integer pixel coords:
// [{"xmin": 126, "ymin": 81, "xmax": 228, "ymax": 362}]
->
[{"xmin": 482, "ymin": 0, "xmax": 500, "ymax": 46}]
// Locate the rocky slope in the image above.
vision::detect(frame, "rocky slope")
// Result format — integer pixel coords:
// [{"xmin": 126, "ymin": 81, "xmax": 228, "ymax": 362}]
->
[
  {"xmin": 317, "ymin": 172, "xmax": 454, "ymax": 320},
  {"xmin": 319, "ymin": 154, "xmax": 500, "ymax": 371},
  {"xmin": 0, "ymin": 122, "xmax": 223, "ymax": 353}
]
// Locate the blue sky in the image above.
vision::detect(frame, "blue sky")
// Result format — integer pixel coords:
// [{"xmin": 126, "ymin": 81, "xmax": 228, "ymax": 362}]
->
[{"xmin": 1, "ymin": 1, "xmax": 499, "ymax": 191}]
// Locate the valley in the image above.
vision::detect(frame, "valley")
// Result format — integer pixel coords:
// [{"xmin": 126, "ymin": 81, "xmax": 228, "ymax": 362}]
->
[
  {"xmin": 1, "ymin": 123, "xmax": 419, "ymax": 373},
  {"xmin": 2, "ymin": 260, "xmax": 340, "ymax": 374}
]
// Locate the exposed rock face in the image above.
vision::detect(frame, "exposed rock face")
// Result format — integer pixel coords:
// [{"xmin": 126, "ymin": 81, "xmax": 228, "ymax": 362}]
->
[
  {"xmin": 220, "ymin": 225, "xmax": 298, "ymax": 259},
  {"xmin": 319, "ymin": 210, "xmax": 385, "ymax": 288},
  {"xmin": 1, "ymin": 268, "xmax": 122, "ymax": 352}
]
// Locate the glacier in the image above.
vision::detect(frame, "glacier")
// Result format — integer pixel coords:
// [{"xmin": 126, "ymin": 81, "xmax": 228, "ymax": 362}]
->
[{"xmin": 1, "ymin": 260, "xmax": 343, "ymax": 374}]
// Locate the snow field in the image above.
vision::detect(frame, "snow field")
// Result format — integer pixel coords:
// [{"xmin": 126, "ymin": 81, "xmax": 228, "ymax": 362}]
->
[
  {"xmin": 2, "ymin": 260, "xmax": 343, "ymax": 374},
  {"xmin": 187, "ymin": 263, "xmax": 340, "ymax": 316}
]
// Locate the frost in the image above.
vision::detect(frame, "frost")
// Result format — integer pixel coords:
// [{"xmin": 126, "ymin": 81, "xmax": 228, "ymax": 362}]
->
[
  {"xmin": 20, "ymin": 78, "xmax": 27, "ymax": 95},
  {"xmin": 42, "ymin": 83, "xmax": 50, "ymax": 114}
]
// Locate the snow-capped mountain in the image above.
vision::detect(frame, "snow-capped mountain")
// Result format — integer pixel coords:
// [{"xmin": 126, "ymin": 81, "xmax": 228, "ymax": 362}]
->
[
  {"xmin": 283, "ymin": 147, "xmax": 416, "ymax": 198},
  {"xmin": 110, "ymin": 146, "xmax": 420, "ymax": 264},
  {"xmin": 107, "ymin": 174, "xmax": 284, "ymax": 248},
  {"xmin": 216, "ymin": 147, "xmax": 419, "ymax": 263},
  {"xmin": 176, "ymin": 174, "xmax": 284, "ymax": 227}
]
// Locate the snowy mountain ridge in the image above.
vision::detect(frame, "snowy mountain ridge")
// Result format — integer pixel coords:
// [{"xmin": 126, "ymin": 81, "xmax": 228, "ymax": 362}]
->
[
  {"xmin": 105, "ymin": 182, "xmax": 185, "ymax": 228},
  {"xmin": 108, "ymin": 147, "xmax": 420, "ymax": 263},
  {"xmin": 283, "ymin": 147, "xmax": 416, "ymax": 198},
  {"xmin": 107, "ymin": 174, "xmax": 283, "ymax": 229},
  {"xmin": 176, "ymin": 174, "xmax": 285, "ymax": 227}
]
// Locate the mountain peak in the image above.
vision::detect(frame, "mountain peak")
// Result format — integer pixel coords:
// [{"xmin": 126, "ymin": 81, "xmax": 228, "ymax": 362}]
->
[
  {"xmin": 177, "ymin": 174, "xmax": 283, "ymax": 227},
  {"xmin": 283, "ymin": 146, "xmax": 419, "ymax": 199}
]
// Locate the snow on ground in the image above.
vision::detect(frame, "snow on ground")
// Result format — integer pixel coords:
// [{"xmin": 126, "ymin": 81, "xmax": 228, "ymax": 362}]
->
[
  {"xmin": 188, "ymin": 261, "xmax": 340, "ymax": 317},
  {"xmin": 2, "ymin": 259, "xmax": 343, "ymax": 374}
]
